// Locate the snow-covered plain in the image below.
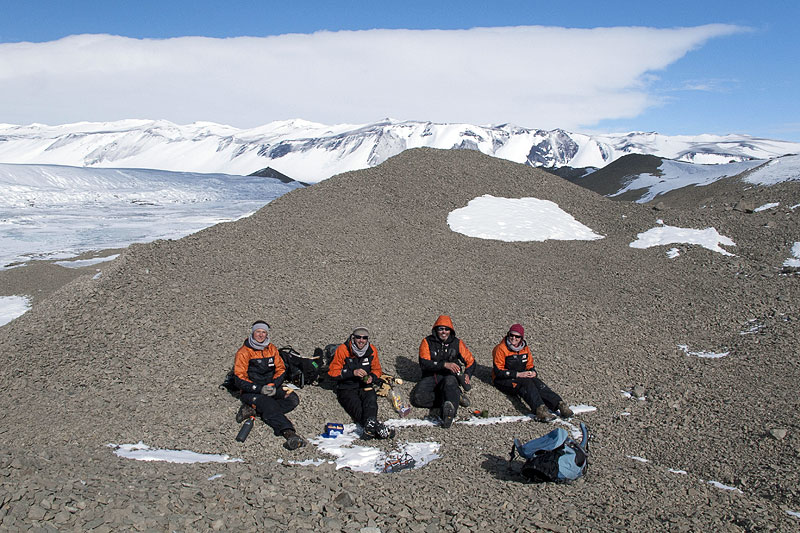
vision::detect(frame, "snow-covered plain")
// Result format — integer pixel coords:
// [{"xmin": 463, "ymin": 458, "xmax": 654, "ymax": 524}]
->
[
  {"xmin": 0, "ymin": 295, "xmax": 30, "ymax": 327},
  {"xmin": 0, "ymin": 163, "xmax": 303, "ymax": 269}
]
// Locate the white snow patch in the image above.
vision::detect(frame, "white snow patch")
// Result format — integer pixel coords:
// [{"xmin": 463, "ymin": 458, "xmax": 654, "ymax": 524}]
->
[
  {"xmin": 787, "ymin": 510, "xmax": 800, "ymax": 519},
  {"xmin": 669, "ymin": 469, "xmax": 688, "ymax": 474},
  {"xmin": 678, "ymin": 344, "xmax": 730, "ymax": 359},
  {"xmin": 740, "ymin": 319, "xmax": 764, "ymax": 335},
  {"xmin": 621, "ymin": 390, "xmax": 646, "ymax": 401},
  {"xmin": 783, "ymin": 242, "xmax": 800, "ymax": 268},
  {"xmin": 54, "ymin": 254, "xmax": 119, "ymax": 268},
  {"xmin": 296, "ymin": 423, "xmax": 440, "ymax": 474},
  {"xmin": 570, "ymin": 404, "xmax": 597, "ymax": 415},
  {"xmin": 707, "ymin": 480, "xmax": 743, "ymax": 493},
  {"xmin": 0, "ymin": 295, "xmax": 31, "ymax": 326},
  {"xmin": 630, "ymin": 225, "xmax": 735, "ymax": 256},
  {"xmin": 448, "ymin": 195, "xmax": 603, "ymax": 242},
  {"xmin": 666, "ymin": 247, "xmax": 680, "ymax": 258},
  {"xmin": 108, "ymin": 442, "xmax": 241, "ymax": 463},
  {"xmin": 754, "ymin": 202, "xmax": 780, "ymax": 212},
  {"xmin": 628, "ymin": 456, "xmax": 649, "ymax": 463},
  {"xmin": 207, "ymin": 474, "xmax": 223, "ymax": 481}
]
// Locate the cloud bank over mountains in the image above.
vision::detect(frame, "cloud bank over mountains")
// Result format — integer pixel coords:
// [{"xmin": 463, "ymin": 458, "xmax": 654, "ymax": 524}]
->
[{"xmin": 0, "ymin": 24, "xmax": 744, "ymax": 129}]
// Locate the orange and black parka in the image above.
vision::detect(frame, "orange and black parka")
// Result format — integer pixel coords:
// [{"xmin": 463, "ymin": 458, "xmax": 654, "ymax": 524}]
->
[
  {"xmin": 492, "ymin": 337, "xmax": 534, "ymax": 382},
  {"xmin": 233, "ymin": 339, "xmax": 286, "ymax": 394},
  {"xmin": 419, "ymin": 315, "xmax": 476, "ymax": 380},
  {"xmin": 327, "ymin": 338, "xmax": 383, "ymax": 390}
]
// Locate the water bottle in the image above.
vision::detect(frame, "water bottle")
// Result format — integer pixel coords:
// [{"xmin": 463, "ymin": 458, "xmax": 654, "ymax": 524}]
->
[{"xmin": 236, "ymin": 417, "xmax": 254, "ymax": 442}]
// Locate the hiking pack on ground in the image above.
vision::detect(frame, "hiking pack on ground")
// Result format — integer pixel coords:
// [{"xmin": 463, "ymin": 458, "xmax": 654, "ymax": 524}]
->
[{"xmin": 510, "ymin": 422, "xmax": 590, "ymax": 482}]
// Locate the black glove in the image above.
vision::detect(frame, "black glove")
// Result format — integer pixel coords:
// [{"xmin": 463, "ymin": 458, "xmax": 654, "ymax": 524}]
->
[{"xmin": 260, "ymin": 384, "xmax": 276, "ymax": 396}]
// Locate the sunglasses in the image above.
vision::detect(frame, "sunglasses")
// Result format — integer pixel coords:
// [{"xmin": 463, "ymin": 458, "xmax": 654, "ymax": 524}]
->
[
  {"xmin": 353, "ymin": 335, "xmax": 369, "ymax": 340},
  {"xmin": 435, "ymin": 327, "xmax": 450, "ymax": 332},
  {"xmin": 508, "ymin": 333, "xmax": 522, "ymax": 339}
]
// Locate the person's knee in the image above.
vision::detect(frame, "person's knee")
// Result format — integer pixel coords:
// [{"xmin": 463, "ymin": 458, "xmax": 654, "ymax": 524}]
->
[
  {"xmin": 283, "ymin": 392, "xmax": 300, "ymax": 412},
  {"xmin": 410, "ymin": 387, "xmax": 435, "ymax": 408},
  {"xmin": 441, "ymin": 375, "xmax": 459, "ymax": 387}
]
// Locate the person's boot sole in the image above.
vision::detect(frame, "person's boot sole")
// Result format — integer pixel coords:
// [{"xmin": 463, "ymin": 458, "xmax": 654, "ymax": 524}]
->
[{"xmin": 441, "ymin": 401, "xmax": 456, "ymax": 428}]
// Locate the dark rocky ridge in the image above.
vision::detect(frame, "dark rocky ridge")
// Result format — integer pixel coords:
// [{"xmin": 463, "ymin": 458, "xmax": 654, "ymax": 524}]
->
[{"xmin": 0, "ymin": 147, "xmax": 798, "ymax": 531}]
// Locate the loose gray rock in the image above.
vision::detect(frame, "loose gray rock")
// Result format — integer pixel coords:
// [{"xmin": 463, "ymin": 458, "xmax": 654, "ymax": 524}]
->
[{"xmin": 1, "ymin": 148, "xmax": 799, "ymax": 531}]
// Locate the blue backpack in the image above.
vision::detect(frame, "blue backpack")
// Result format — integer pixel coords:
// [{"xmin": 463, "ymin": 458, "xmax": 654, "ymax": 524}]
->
[{"xmin": 510, "ymin": 422, "xmax": 590, "ymax": 482}]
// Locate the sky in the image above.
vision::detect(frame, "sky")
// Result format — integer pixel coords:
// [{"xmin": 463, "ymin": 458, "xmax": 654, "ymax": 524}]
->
[{"xmin": 0, "ymin": 1, "xmax": 798, "ymax": 141}]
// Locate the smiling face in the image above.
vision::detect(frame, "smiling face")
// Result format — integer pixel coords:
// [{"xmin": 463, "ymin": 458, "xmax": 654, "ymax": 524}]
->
[
  {"xmin": 253, "ymin": 328, "xmax": 268, "ymax": 343},
  {"xmin": 436, "ymin": 326, "xmax": 451, "ymax": 341},
  {"xmin": 507, "ymin": 331, "xmax": 523, "ymax": 347},
  {"xmin": 352, "ymin": 334, "xmax": 368, "ymax": 350}
]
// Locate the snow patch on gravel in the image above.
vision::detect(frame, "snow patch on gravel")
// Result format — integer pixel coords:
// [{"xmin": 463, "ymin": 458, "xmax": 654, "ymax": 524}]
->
[
  {"xmin": 754, "ymin": 202, "xmax": 780, "ymax": 212},
  {"xmin": 706, "ymin": 480, "xmax": 743, "ymax": 493},
  {"xmin": 678, "ymin": 344, "xmax": 730, "ymax": 359},
  {"xmin": 447, "ymin": 195, "xmax": 604, "ymax": 242},
  {"xmin": 108, "ymin": 442, "xmax": 242, "ymax": 463},
  {"xmin": 297, "ymin": 424, "xmax": 440, "ymax": 474},
  {"xmin": 783, "ymin": 242, "xmax": 800, "ymax": 268},
  {"xmin": 630, "ymin": 225, "xmax": 736, "ymax": 256}
]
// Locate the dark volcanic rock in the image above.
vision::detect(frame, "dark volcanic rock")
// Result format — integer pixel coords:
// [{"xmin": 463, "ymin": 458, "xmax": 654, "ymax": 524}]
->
[{"xmin": 1, "ymin": 147, "xmax": 798, "ymax": 531}]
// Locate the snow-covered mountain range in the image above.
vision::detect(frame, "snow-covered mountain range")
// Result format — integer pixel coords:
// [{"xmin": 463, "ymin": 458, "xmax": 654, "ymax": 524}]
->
[{"xmin": 1, "ymin": 119, "xmax": 798, "ymax": 183}]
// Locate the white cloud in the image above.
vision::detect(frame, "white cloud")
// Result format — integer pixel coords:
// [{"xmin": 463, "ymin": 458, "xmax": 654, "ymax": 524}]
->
[{"xmin": 0, "ymin": 25, "xmax": 744, "ymax": 128}]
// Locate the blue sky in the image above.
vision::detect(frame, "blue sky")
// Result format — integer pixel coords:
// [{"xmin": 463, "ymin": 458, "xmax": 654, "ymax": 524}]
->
[{"xmin": 1, "ymin": 0, "xmax": 798, "ymax": 141}]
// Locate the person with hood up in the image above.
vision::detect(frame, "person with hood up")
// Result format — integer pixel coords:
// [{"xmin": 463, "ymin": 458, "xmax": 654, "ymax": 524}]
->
[
  {"xmin": 233, "ymin": 321, "xmax": 306, "ymax": 450},
  {"xmin": 410, "ymin": 315, "xmax": 475, "ymax": 428},
  {"xmin": 327, "ymin": 327, "xmax": 396, "ymax": 439},
  {"xmin": 492, "ymin": 323, "xmax": 573, "ymax": 422}
]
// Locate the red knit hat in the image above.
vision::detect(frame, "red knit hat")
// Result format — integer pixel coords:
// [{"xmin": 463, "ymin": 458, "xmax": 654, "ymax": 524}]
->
[{"xmin": 509, "ymin": 323, "xmax": 525, "ymax": 337}]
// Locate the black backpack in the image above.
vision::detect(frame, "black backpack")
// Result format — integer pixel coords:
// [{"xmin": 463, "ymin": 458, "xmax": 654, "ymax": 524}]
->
[{"xmin": 278, "ymin": 345, "xmax": 323, "ymax": 388}]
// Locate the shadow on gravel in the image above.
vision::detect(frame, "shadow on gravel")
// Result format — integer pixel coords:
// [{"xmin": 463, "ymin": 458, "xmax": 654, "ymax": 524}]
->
[
  {"xmin": 394, "ymin": 355, "xmax": 422, "ymax": 382},
  {"xmin": 480, "ymin": 453, "xmax": 525, "ymax": 483},
  {"xmin": 471, "ymin": 362, "xmax": 493, "ymax": 386}
]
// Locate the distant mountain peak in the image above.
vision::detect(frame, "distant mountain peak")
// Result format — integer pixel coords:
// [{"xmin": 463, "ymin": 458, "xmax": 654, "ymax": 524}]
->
[{"xmin": 0, "ymin": 119, "xmax": 798, "ymax": 183}]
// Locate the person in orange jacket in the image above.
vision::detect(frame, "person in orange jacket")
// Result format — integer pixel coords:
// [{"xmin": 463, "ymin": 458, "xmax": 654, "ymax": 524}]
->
[
  {"xmin": 327, "ymin": 327, "xmax": 395, "ymax": 439},
  {"xmin": 492, "ymin": 323, "xmax": 573, "ymax": 422},
  {"xmin": 410, "ymin": 315, "xmax": 475, "ymax": 428},
  {"xmin": 234, "ymin": 320, "xmax": 306, "ymax": 449}
]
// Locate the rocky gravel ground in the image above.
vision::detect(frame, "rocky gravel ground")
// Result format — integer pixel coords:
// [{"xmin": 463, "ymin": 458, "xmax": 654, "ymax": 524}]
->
[{"xmin": 1, "ymin": 148, "xmax": 799, "ymax": 531}]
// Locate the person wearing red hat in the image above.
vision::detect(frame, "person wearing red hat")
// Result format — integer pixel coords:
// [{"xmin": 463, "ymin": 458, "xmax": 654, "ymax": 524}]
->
[{"xmin": 492, "ymin": 323, "xmax": 573, "ymax": 422}]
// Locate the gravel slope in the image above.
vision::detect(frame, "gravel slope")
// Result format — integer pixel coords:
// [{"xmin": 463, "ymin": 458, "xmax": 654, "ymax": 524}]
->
[{"xmin": 1, "ymin": 147, "xmax": 798, "ymax": 532}]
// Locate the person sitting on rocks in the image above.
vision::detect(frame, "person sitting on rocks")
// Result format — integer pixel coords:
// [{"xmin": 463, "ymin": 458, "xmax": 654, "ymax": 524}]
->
[
  {"xmin": 410, "ymin": 315, "xmax": 475, "ymax": 428},
  {"xmin": 234, "ymin": 320, "xmax": 306, "ymax": 450},
  {"xmin": 492, "ymin": 323, "xmax": 573, "ymax": 421},
  {"xmin": 327, "ymin": 327, "xmax": 396, "ymax": 439}
]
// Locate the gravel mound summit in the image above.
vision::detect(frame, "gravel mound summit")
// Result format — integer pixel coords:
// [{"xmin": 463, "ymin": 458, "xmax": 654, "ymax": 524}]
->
[{"xmin": 1, "ymin": 148, "xmax": 798, "ymax": 531}]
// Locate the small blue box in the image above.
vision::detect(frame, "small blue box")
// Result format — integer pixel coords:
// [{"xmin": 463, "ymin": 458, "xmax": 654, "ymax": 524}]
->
[{"xmin": 322, "ymin": 422, "xmax": 344, "ymax": 438}]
